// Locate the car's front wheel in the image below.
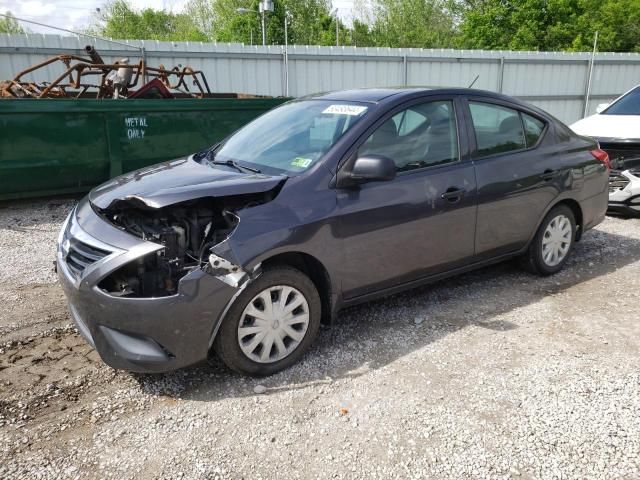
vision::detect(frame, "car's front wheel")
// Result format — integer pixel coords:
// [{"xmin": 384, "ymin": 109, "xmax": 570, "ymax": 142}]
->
[
  {"xmin": 214, "ymin": 266, "xmax": 321, "ymax": 376},
  {"xmin": 523, "ymin": 204, "xmax": 576, "ymax": 275}
]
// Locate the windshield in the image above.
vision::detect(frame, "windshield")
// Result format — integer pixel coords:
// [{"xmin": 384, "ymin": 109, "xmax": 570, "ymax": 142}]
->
[
  {"xmin": 209, "ymin": 100, "xmax": 369, "ymax": 174},
  {"xmin": 603, "ymin": 86, "xmax": 640, "ymax": 115}
]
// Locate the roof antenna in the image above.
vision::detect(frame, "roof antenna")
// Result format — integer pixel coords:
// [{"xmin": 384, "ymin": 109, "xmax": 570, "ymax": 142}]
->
[{"xmin": 468, "ymin": 75, "xmax": 480, "ymax": 88}]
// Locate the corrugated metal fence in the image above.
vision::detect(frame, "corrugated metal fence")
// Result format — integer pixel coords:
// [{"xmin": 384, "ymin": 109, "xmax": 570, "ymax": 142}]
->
[{"xmin": 2, "ymin": 33, "xmax": 640, "ymax": 124}]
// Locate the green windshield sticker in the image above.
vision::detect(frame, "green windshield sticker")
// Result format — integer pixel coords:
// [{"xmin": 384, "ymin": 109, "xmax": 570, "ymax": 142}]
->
[{"xmin": 291, "ymin": 157, "xmax": 313, "ymax": 168}]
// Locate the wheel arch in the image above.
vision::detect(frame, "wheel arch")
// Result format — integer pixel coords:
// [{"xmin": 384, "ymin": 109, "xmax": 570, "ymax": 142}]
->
[
  {"xmin": 553, "ymin": 198, "xmax": 584, "ymax": 241},
  {"xmin": 262, "ymin": 251, "xmax": 334, "ymax": 325},
  {"xmin": 524, "ymin": 197, "xmax": 585, "ymax": 253}
]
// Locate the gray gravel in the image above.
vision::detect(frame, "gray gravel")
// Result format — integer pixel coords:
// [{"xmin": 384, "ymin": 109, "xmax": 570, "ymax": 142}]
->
[
  {"xmin": 0, "ymin": 199, "xmax": 76, "ymax": 340},
  {"xmin": 0, "ymin": 199, "xmax": 75, "ymax": 287},
  {"xmin": 1, "ymin": 199, "xmax": 640, "ymax": 479}
]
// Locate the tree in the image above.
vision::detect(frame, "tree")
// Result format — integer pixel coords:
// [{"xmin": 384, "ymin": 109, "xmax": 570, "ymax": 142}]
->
[
  {"xmin": 573, "ymin": 0, "xmax": 640, "ymax": 52},
  {"xmin": 0, "ymin": 11, "xmax": 25, "ymax": 34},
  {"xmin": 87, "ymin": 0, "xmax": 640, "ymax": 52},
  {"xmin": 184, "ymin": 0, "xmax": 216, "ymax": 39},
  {"xmin": 198, "ymin": 0, "xmax": 348, "ymax": 46},
  {"xmin": 350, "ymin": 19, "xmax": 375, "ymax": 47},
  {"xmin": 92, "ymin": 0, "xmax": 208, "ymax": 41},
  {"xmin": 456, "ymin": 0, "xmax": 640, "ymax": 52},
  {"xmin": 353, "ymin": 0, "xmax": 458, "ymax": 48},
  {"xmin": 457, "ymin": 0, "xmax": 575, "ymax": 50}
]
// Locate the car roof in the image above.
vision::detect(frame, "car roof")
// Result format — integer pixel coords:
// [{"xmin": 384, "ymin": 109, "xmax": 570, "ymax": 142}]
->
[
  {"xmin": 308, "ymin": 88, "xmax": 428, "ymax": 103},
  {"xmin": 297, "ymin": 87, "xmax": 558, "ymax": 126},
  {"xmin": 305, "ymin": 87, "xmax": 529, "ymax": 106}
]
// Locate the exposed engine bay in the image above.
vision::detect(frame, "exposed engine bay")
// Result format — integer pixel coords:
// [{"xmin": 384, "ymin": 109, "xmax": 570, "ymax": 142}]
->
[{"xmin": 97, "ymin": 194, "xmax": 272, "ymax": 298}]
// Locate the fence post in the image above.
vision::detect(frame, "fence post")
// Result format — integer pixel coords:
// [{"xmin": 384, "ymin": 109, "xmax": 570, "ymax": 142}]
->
[
  {"xmin": 583, "ymin": 31, "xmax": 599, "ymax": 118},
  {"xmin": 403, "ymin": 54, "xmax": 408, "ymax": 85},
  {"xmin": 582, "ymin": 59, "xmax": 594, "ymax": 118},
  {"xmin": 282, "ymin": 49, "xmax": 289, "ymax": 97},
  {"xmin": 498, "ymin": 57, "xmax": 505, "ymax": 93}
]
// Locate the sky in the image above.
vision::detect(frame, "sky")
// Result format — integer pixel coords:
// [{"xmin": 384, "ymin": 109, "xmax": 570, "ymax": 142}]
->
[{"xmin": 0, "ymin": 0, "xmax": 355, "ymax": 34}]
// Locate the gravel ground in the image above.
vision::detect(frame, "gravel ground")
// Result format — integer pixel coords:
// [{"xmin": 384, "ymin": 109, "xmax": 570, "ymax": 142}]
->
[
  {"xmin": 0, "ymin": 199, "xmax": 74, "ymax": 342},
  {"xmin": 1, "ymin": 198, "xmax": 639, "ymax": 480}
]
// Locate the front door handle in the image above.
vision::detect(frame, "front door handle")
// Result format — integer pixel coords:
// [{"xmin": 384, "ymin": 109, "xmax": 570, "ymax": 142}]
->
[
  {"xmin": 540, "ymin": 169, "xmax": 557, "ymax": 181},
  {"xmin": 441, "ymin": 187, "xmax": 466, "ymax": 202}
]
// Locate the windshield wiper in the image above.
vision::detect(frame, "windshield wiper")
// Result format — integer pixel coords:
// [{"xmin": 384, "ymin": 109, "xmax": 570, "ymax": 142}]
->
[
  {"xmin": 199, "ymin": 144, "xmax": 262, "ymax": 174},
  {"xmin": 209, "ymin": 159, "xmax": 262, "ymax": 174},
  {"xmin": 193, "ymin": 142, "xmax": 220, "ymax": 162}
]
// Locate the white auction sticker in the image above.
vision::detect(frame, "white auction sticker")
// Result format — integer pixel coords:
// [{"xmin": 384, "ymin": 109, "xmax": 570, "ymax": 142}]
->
[{"xmin": 322, "ymin": 104, "xmax": 368, "ymax": 116}]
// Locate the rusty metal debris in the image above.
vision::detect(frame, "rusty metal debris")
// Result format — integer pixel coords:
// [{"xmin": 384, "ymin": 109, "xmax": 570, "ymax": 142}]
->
[{"xmin": 1, "ymin": 45, "xmax": 212, "ymax": 99}]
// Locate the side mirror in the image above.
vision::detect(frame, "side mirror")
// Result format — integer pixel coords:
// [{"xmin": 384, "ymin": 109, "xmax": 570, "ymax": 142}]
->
[
  {"xmin": 596, "ymin": 103, "xmax": 609, "ymax": 114},
  {"xmin": 348, "ymin": 155, "xmax": 396, "ymax": 184}
]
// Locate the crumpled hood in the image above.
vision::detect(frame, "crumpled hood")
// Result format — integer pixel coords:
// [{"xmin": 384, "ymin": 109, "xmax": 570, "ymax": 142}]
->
[
  {"xmin": 570, "ymin": 113, "xmax": 640, "ymax": 141},
  {"xmin": 89, "ymin": 156, "xmax": 286, "ymax": 210}
]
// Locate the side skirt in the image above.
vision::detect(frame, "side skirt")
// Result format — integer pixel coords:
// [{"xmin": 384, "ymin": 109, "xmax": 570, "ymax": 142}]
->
[{"xmin": 338, "ymin": 249, "xmax": 526, "ymax": 311}]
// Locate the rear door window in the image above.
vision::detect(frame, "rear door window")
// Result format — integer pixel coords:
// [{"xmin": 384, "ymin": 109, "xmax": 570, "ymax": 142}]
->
[
  {"xmin": 469, "ymin": 102, "xmax": 526, "ymax": 157},
  {"xmin": 522, "ymin": 113, "xmax": 545, "ymax": 147}
]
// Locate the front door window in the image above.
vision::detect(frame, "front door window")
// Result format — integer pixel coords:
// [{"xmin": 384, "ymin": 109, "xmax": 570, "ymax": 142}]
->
[{"xmin": 358, "ymin": 100, "xmax": 459, "ymax": 172}]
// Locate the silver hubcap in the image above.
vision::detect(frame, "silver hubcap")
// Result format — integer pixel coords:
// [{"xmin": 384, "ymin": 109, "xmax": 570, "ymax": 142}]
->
[
  {"xmin": 542, "ymin": 214, "xmax": 572, "ymax": 267},
  {"xmin": 237, "ymin": 285, "xmax": 310, "ymax": 363}
]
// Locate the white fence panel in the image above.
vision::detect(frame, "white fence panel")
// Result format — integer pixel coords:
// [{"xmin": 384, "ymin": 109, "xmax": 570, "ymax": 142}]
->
[{"xmin": 2, "ymin": 34, "xmax": 640, "ymax": 123}]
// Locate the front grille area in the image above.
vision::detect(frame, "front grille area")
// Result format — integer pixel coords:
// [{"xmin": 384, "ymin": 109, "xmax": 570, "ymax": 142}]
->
[
  {"xmin": 65, "ymin": 239, "xmax": 110, "ymax": 279},
  {"xmin": 60, "ymin": 217, "xmax": 112, "ymax": 280},
  {"xmin": 599, "ymin": 142, "xmax": 640, "ymax": 170},
  {"xmin": 609, "ymin": 170, "xmax": 630, "ymax": 193}
]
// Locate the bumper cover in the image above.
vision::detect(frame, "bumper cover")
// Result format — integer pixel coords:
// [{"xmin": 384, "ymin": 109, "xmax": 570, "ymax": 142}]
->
[
  {"xmin": 57, "ymin": 198, "xmax": 240, "ymax": 373},
  {"xmin": 608, "ymin": 170, "xmax": 640, "ymax": 218}
]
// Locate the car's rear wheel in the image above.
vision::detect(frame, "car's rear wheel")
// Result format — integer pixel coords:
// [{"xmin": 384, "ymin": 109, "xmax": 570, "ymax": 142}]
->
[
  {"xmin": 214, "ymin": 266, "xmax": 321, "ymax": 376},
  {"xmin": 523, "ymin": 204, "xmax": 576, "ymax": 276}
]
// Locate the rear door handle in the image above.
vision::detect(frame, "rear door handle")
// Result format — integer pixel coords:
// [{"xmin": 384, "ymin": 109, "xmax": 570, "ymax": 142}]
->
[
  {"xmin": 441, "ymin": 187, "xmax": 466, "ymax": 202},
  {"xmin": 540, "ymin": 169, "xmax": 557, "ymax": 181}
]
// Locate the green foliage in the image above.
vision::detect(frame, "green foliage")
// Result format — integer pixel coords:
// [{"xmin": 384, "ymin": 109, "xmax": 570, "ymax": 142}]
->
[
  {"xmin": 205, "ymin": 0, "xmax": 349, "ymax": 46},
  {"xmin": 457, "ymin": 0, "xmax": 640, "ymax": 52},
  {"xmin": 87, "ymin": 0, "xmax": 640, "ymax": 52},
  {"xmin": 184, "ymin": 0, "xmax": 217, "ymax": 39},
  {"xmin": 93, "ymin": 0, "xmax": 348, "ymax": 46},
  {"xmin": 0, "ymin": 11, "xmax": 25, "ymax": 34},
  {"xmin": 93, "ymin": 0, "xmax": 208, "ymax": 41},
  {"xmin": 575, "ymin": 0, "xmax": 640, "ymax": 52},
  {"xmin": 351, "ymin": 19, "xmax": 375, "ymax": 47},
  {"xmin": 368, "ymin": 0, "xmax": 457, "ymax": 48}
]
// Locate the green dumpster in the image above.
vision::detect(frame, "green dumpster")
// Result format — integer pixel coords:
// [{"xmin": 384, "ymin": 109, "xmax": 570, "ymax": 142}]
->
[{"xmin": 0, "ymin": 97, "xmax": 288, "ymax": 201}]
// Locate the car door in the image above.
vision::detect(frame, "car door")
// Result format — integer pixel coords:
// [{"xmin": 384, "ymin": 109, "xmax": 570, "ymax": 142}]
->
[
  {"xmin": 463, "ymin": 98, "xmax": 560, "ymax": 260},
  {"xmin": 334, "ymin": 97, "xmax": 477, "ymax": 299}
]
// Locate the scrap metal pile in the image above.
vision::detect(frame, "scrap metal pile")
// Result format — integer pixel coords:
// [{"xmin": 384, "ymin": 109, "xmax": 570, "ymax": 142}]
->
[{"xmin": 1, "ymin": 45, "xmax": 212, "ymax": 99}]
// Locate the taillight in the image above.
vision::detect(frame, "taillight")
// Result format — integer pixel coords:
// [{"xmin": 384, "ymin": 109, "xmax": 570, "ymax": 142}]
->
[{"xmin": 591, "ymin": 148, "xmax": 611, "ymax": 169}]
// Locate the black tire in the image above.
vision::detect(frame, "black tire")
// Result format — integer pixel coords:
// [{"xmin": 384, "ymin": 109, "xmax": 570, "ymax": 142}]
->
[
  {"xmin": 213, "ymin": 266, "xmax": 321, "ymax": 376},
  {"xmin": 522, "ymin": 204, "xmax": 576, "ymax": 276}
]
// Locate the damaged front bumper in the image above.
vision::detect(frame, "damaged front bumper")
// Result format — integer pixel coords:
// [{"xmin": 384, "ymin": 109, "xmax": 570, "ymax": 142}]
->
[
  {"xmin": 608, "ymin": 169, "xmax": 640, "ymax": 217},
  {"xmin": 56, "ymin": 198, "xmax": 245, "ymax": 373}
]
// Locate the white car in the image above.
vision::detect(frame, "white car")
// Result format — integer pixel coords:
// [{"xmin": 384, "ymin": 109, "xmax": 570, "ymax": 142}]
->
[
  {"xmin": 571, "ymin": 85, "xmax": 640, "ymax": 216},
  {"xmin": 571, "ymin": 85, "xmax": 640, "ymax": 170}
]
